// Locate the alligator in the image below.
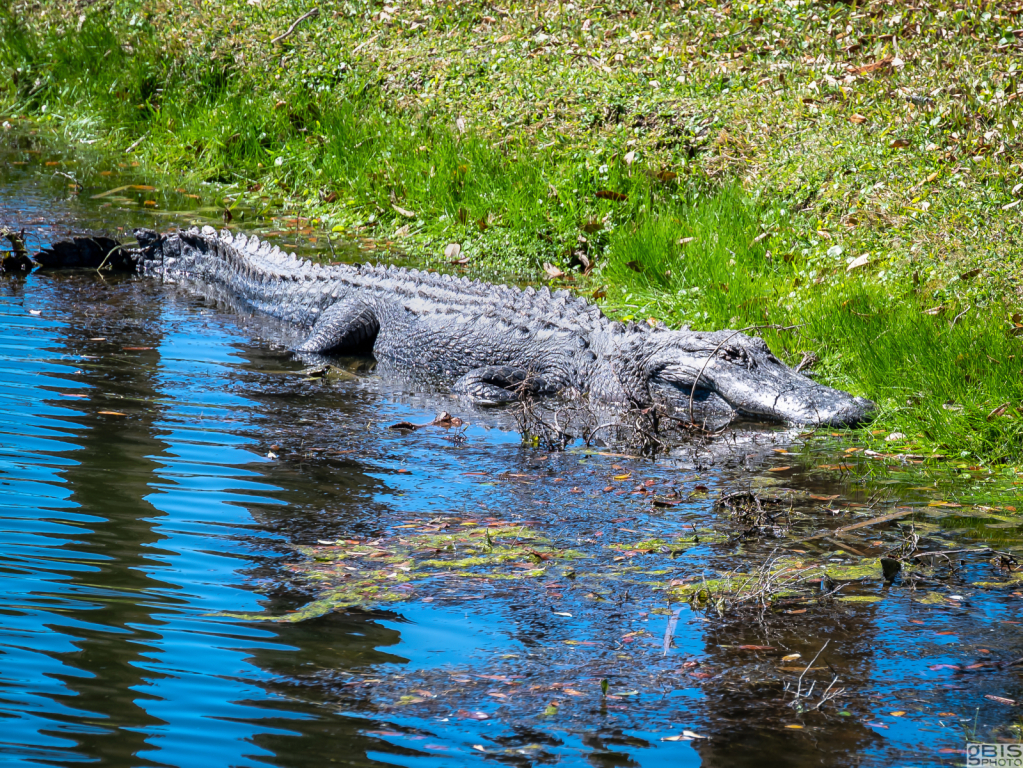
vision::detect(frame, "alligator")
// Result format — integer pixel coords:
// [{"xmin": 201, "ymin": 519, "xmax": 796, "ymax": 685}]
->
[{"xmin": 34, "ymin": 226, "xmax": 873, "ymax": 426}]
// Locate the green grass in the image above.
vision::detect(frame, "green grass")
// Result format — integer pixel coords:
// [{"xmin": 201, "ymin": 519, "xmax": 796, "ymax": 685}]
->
[
  {"xmin": 1, "ymin": 0, "xmax": 1022, "ymax": 466},
  {"xmin": 599, "ymin": 188, "xmax": 1023, "ymax": 464}
]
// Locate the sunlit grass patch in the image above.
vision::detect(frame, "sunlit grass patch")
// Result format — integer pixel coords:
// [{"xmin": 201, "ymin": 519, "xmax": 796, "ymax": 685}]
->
[{"xmin": 598, "ymin": 189, "xmax": 1023, "ymax": 463}]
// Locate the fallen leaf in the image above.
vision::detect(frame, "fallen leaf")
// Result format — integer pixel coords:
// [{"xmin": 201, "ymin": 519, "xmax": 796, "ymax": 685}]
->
[
  {"xmin": 543, "ymin": 262, "xmax": 566, "ymax": 279},
  {"xmin": 785, "ymin": 724, "xmax": 803, "ymax": 729},
  {"xmin": 595, "ymin": 190, "xmax": 628, "ymax": 202},
  {"xmin": 846, "ymin": 254, "xmax": 870, "ymax": 271},
  {"xmin": 890, "ymin": 711, "xmax": 906, "ymax": 717},
  {"xmin": 985, "ymin": 695, "xmax": 1016, "ymax": 706},
  {"xmin": 782, "ymin": 653, "xmax": 802, "ymax": 662},
  {"xmin": 392, "ymin": 204, "xmax": 416, "ymax": 218},
  {"xmin": 444, "ymin": 243, "xmax": 461, "ymax": 260},
  {"xmin": 97, "ymin": 411, "xmax": 127, "ymax": 416},
  {"xmin": 847, "ymin": 57, "xmax": 892, "ymax": 76},
  {"xmin": 456, "ymin": 710, "xmax": 490, "ymax": 720},
  {"xmin": 987, "ymin": 403, "xmax": 1010, "ymax": 420},
  {"xmin": 890, "ymin": 139, "xmax": 910, "ymax": 149},
  {"xmin": 661, "ymin": 730, "xmax": 707, "ymax": 741},
  {"xmin": 849, "ymin": 113, "xmax": 867, "ymax": 124},
  {"xmin": 624, "ymin": 150, "xmax": 637, "ymax": 165},
  {"xmin": 768, "ymin": 466, "xmax": 792, "ymax": 472}
]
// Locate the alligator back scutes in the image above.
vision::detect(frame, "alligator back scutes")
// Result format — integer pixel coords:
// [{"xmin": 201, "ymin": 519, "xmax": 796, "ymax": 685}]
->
[{"xmin": 194, "ymin": 227, "xmax": 623, "ymax": 333}]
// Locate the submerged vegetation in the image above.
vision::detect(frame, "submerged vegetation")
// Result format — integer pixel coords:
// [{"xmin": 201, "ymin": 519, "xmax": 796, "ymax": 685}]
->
[{"xmin": 1, "ymin": 0, "xmax": 1022, "ymax": 463}]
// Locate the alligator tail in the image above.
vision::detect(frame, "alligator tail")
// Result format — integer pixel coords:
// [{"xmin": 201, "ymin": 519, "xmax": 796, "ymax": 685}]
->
[{"xmin": 32, "ymin": 236, "xmax": 136, "ymax": 270}]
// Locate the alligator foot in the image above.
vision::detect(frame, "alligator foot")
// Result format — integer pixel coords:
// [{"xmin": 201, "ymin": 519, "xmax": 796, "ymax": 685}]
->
[{"xmin": 452, "ymin": 366, "xmax": 559, "ymax": 405}]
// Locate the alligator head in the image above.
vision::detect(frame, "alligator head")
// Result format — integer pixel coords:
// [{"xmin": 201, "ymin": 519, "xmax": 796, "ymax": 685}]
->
[{"xmin": 633, "ymin": 327, "xmax": 874, "ymax": 427}]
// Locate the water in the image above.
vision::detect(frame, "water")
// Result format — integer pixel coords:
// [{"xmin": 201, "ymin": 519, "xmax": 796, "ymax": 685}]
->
[{"xmin": 2, "ymin": 131, "xmax": 1023, "ymax": 767}]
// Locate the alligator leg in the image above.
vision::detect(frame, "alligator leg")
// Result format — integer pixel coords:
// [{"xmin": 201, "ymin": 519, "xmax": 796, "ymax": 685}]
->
[
  {"xmin": 296, "ymin": 299, "xmax": 380, "ymax": 354},
  {"xmin": 452, "ymin": 366, "xmax": 558, "ymax": 405}
]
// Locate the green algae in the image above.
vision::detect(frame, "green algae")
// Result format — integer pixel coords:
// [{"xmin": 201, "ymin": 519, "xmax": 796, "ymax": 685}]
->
[
  {"xmin": 836, "ymin": 596, "xmax": 885, "ymax": 603},
  {"xmin": 226, "ymin": 523, "xmax": 592, "ymax": 621},
  {"xmin": 825, "ymin": 559, "xmax": 883, "ymax": 581}
]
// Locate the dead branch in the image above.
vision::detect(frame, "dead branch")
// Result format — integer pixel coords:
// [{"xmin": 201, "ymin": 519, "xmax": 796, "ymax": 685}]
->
[{"xmin": 271, "ymin": 8, "xmax": 320, "ymax": 44}]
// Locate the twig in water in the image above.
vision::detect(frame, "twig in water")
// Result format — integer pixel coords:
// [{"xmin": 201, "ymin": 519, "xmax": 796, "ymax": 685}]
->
[
  {"xmin": 662, "ymin": 608, "xmax": 682, "ymax": 656},
  {"xmin": 96, "ymin": 243, "xmax": 127, "ymax": 274},
  {"xmin": 271, "ymin": 8, "xmax": 320, "ymax": 44},
  {"xmin": 791, "ymin": 639, "xmax": 830, "ymax": 706}
]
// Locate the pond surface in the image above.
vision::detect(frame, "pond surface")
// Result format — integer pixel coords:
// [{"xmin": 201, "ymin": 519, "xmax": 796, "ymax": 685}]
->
[{"xmin": 2, "ymin": 131, "xmax": 1023, "ymax": 767}]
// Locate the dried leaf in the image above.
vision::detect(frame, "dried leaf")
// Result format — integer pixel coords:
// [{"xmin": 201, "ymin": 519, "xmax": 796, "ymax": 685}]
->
[
  {"xmin": 890, "ymin": 139, "xmax": 911, "ymax": 149},
  {"xmin": 846, "ymin": 254, "xmax": 870, "ymax": 271},
  {"xmin": 661, "ymin": 730, "xmax": 708, "ymax": 741},
  {"xmin": 543, "ymin": 262, "xmax": 566, "ymax": 279},
  {"xmin": 392, "ymin": 204, "xmax": 416, "ymax": 218},
  {"xmin": 624, "ymin": 150, "xmax": 637, "ymax": 165},
  {"xmin": 849, "ymin": 113, "xmax": 868, "ymax": 124},
  {"xmin": 456, "ymin": 710, "xmax": 490, "ymax": 720},
  {"xmin": 97, "ymin": 411, "xmax": 127, "ymax": 416},
  {"xmin": 595, "ymin": 190, "xmax": 628, "ymax": 202},
  {"xmin": 985, "ymin": 695, "xmax": 1017, "ymax": 706},
  {"xmin": 987, "ymin": 403, "xmax": 1010, "ymax": 420},
  {"xmin": 847, "ymin": 57, "xmax": 892, "ymax": 76},
  {"xmin": 444, "ymin": 243, "xmax": 462, "ymax": 260}
]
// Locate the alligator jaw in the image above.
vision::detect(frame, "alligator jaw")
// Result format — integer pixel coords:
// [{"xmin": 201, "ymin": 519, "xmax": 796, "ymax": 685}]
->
[{"xmin": 647, "ymin": 331, "xmax": 874, "ymax": 427}]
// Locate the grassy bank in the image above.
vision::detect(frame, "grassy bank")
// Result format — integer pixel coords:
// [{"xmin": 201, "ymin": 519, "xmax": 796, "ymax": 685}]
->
[{"xmin": 1, "ymin": 0, "xmax": 1021, "ymax": 466}]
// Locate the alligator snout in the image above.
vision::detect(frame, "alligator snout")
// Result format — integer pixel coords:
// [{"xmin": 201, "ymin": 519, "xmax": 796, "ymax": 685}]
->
[{"xmin": 647, "ymin": 330, "xmax": 874, "ymax": 427}]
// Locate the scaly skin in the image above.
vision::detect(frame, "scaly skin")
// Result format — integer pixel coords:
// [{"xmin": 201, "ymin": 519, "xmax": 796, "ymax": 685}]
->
[{"xmin": 36, "ymin": 226, "xmax": 874, "ymax": 427}]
